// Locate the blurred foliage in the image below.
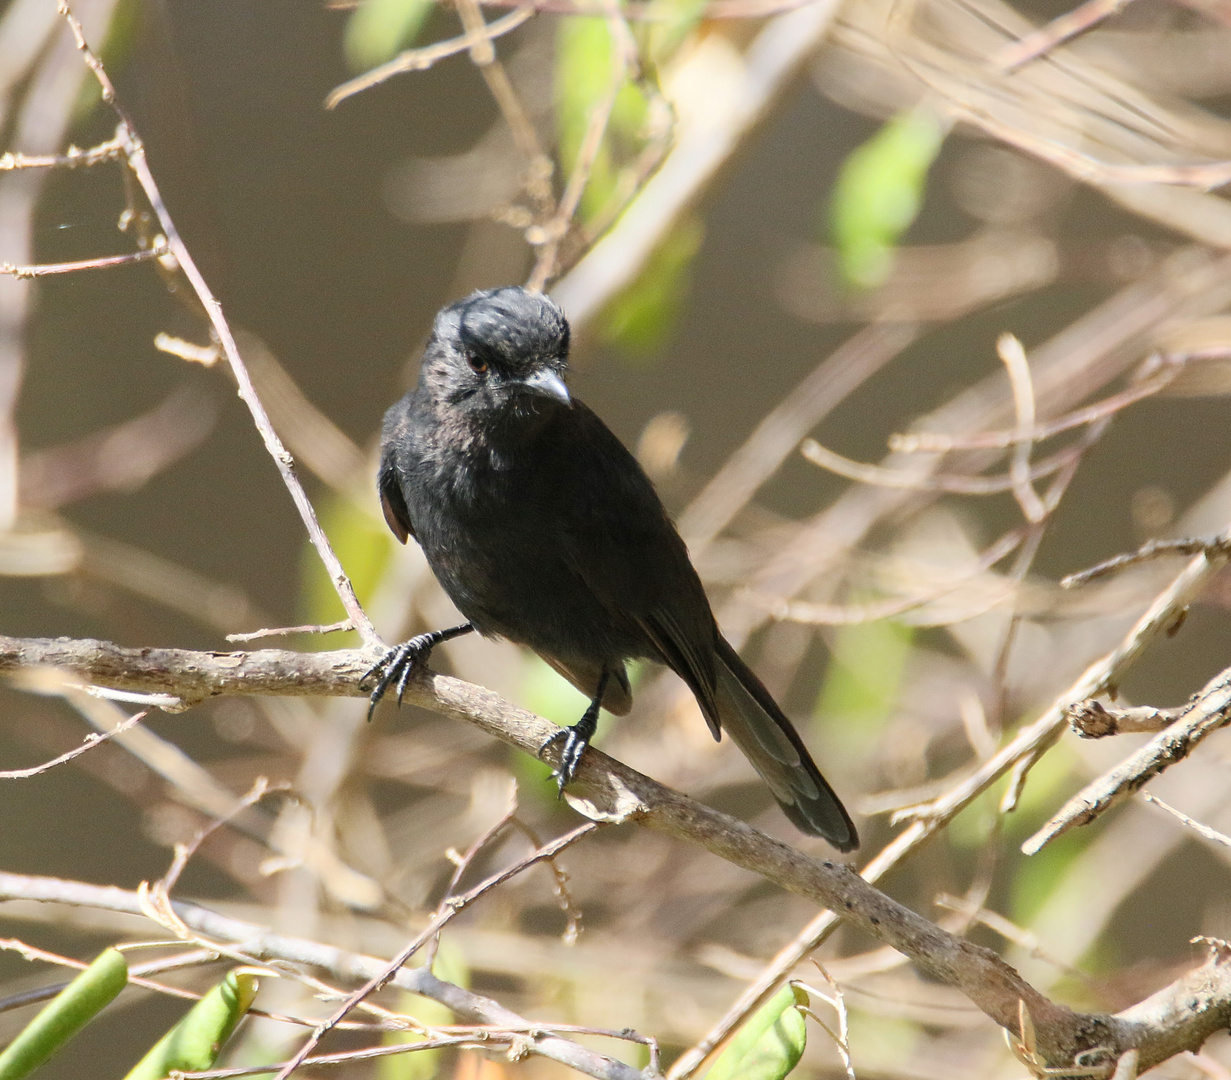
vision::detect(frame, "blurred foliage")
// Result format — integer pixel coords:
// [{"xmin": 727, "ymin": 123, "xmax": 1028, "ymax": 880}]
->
[
  {"xmin": 554, "ymin": 17, "xmax": 652, "ymax": 223},
  {"xmin": 813, "ymin": 616, "xmax": 913, "ymax": 747},
  {"xmin": 344, "ymin": 0, "xmax": 436, "ymax": 71},
  {"xmin": 830, "ymin": 108, "xmax": 946, "ymax": 288},
  {"xmin": 704, "ymin": 983, "xmax": 807, "ymax": 1080},
  {"xmin": 378, "ymin": 942, "xmax": 469, "ymax": 1080},
  {"xmin": 599, "ymin": 214, "xmax": 704, "ymax": 358}
]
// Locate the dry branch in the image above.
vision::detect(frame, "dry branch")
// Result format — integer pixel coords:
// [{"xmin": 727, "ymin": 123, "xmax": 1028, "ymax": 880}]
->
[
  {"xmin": 1026, "ymin": 663, "xmax": 1231, "ymax": 852},
  {"xmin": 3, "ymin": 633, "xmax": 1231, "ymax": 1074},
  {"xmin": 0, "ymin": 871, "xmax": 640, "ymax": 1080}
]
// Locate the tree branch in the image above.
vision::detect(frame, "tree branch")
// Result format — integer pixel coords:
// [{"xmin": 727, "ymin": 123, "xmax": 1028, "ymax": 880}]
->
[
  {"xmin": 4, "ymin": 633, "xmax": 1231, "ymax": 1073},
  {"xmin": 0, "ymin": 871, "xmax": 641, "ymax": 1080},
  {"xmin": 1026, "ymin": 663, "xmax": 1231, "ymax": 852}
]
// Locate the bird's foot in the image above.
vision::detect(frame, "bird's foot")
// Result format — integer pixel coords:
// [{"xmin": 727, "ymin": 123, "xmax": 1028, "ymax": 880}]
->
[
  {"xmin": 361, "ymin": 623, "xmax": 473, "ymax": 720},
  {"xmin": 540, "ymin": 700, "xmax": 601, "ymax": 795}
]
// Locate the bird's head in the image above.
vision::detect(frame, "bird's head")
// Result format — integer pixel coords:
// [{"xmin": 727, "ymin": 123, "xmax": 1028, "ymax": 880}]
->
[{"xmin": 421, "ymin": 287, "xmax": 572, "ymax": 419}]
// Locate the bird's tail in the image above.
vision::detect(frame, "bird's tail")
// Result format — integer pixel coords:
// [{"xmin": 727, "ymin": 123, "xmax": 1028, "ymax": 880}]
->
[{"xmin": 713, "ymin": 636, "xmax": 859, "ymax": 851}]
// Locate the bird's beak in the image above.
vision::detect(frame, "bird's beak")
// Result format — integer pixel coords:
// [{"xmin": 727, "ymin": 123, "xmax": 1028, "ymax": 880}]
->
[{"xmin": 520, "ymin": 368, "xmax": 572, "ymax": 406}]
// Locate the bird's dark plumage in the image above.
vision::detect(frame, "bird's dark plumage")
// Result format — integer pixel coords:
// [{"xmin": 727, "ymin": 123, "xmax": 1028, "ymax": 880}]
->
[{"xmin": 368, "ymin": 286, "xmax": 858, "ymax": 851}]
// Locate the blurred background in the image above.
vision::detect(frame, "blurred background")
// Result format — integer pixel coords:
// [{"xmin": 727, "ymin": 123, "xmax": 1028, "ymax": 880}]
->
[{"xmin": 4, "ymin": 0, "xmax": 1231, "ymax": 1075}]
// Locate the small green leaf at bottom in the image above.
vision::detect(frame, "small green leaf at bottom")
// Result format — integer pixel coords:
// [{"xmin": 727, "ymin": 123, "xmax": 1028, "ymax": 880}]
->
[{"xmin": 703, "ymin": 984, "xmax": 808, "ymax": 1080}]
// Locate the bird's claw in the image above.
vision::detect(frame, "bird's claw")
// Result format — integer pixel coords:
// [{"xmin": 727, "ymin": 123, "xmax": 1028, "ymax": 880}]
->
[
  {"xmin": 540, "ymin": 724, "xmax": 592, "ymax": 796},
  {"xmin": 361, "ymin": 636, "xmax": 434, "ymax": 720}
]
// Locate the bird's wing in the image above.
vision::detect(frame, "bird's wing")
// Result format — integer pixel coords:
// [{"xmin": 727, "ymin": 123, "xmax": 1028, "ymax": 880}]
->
[
  {"xmin": 377, "ymin": 452, "xmax": 415, "ymax": 544},
  {"xmin": 635, "ymin": 608, "xmax": 722, "ymax": 738},
  {"xmin": 557, "ymin": 402, "xmax": 721, "ymax": 730}
]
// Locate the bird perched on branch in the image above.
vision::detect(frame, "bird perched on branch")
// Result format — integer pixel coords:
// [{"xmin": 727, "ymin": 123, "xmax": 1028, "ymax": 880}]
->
[{"xmin": 364, "ymin": 286, "xmax": 858, "ymax": 851}]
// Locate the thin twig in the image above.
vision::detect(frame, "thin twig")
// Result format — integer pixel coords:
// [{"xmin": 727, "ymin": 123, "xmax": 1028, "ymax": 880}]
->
[
  {"xmin": 0, "ymin": 134, "xmax": 123, "ymax": 169},
  {"xmin": 1142, "ymin": 792, "xmax": 1231, "ymax": 849},
  {"xmin": 324, "ymin": 7, "xmax": 535, "ymax": 109},
  {"xmin": 0, "ymin": 245, "xmax": 166, "ymax": 277},
  {"xmin": 57, "ymin": 5, "xmax": 380, "ymax": 646},
  {"xmin": 227, "ymin": 620, "xmax": 355, "ymax": 643},
  {"xmin": 802, "ymin": 434, "xmax": 1090, "ymax": 495},
  {"xmin": 889, "ymin": 360, "xmax": 1181, "ymax": 452},
  {"xmin": 998, "ymin": 333, "xmax": 1046, "ymax": 524},
  {"xmin": 525, "ymin": 0, "xmax": 633, "ymax": 290},
  {"xmin": 270, "ymin": 822, "xmax": 599, "ymax": 1080},
  {"xmin": 995, "ymin": 0, "xmax": 1139, "ymax": 71},
  {"xmin": 0, "ymin": 708, "xmax": 147, "ymax": 778},
  {"xmin": 1061, "ymin": 538, "xmax": 1226, "ymax": 588},
  {"xmin": 1025, "ymin": 663, "xmax": 1231, "ymax": 852}
]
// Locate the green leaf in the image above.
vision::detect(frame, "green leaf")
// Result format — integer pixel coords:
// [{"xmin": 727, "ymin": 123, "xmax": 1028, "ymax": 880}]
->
[
  {"xmin": 345, "ymin": 0, "xmax": 436, "ymax": 72},
  {"xmin": 123, "ymin": 970, "xmax": 256, "ymax": 1080},
  {"xmin": 830, "ymin": 108, "xmax": 946, "ymax": 289},
  {"xmin": 704, "ymin": 985, "xmax": 807, "ymax": 1080},
  {"xmin": 600, "ymin": 214, "xmax": 704, "ymax": 358},
  {"xmin": 0, "ymin": 948, "xmax": 128, "ymax": 1080},
  {"xmin": 555, "ymin": 18, "xmax": 649, "ymax": 222}
]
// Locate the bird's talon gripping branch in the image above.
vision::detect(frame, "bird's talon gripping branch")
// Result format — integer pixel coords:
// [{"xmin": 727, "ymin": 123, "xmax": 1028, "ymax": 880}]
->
[
  {"xmin": 541, "ymin": 705, "xmax": 600, "ymax": 795},
  {"xmin": 362, "ymin": 622, "xmax": 473, "ymax": 720}
]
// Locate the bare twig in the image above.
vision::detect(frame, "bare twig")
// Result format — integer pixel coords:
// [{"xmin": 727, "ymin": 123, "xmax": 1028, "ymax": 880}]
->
[
  {"xmin": 995, "ymin": 0, "xmax": 1139, "ymax": 72},
  {"xmin": 57, "ymin": 6, "xmax": 379, "ymax": 646},
  {"xmin": 889, "ymin": 360, "xmax": 1182, "ymax": 452},
  {"xmin": 1061, "ymin": 537, "xmax": 1228, "ymax": 588},
  {"xmin": 801, "ymin": 435, "xmax": 1090, "ymax": 495},
  {"xmin": 0, "ymin": 708, "xmax": 147, "ymax": 779},
  {"xmin": 1066, "ymin": 699, "xmax": 1178, "ymax": 738},
  {"xmin": 525, "ymin": 0, "xmax": 634, "ymax": 290},
  {"xmin": 0, "ymin": 244, "xmax": 167, "ymax": 277},
  {"xmin": 1025, "ymin": 663, "xmax": 1231, "ymax": 852},
  {"xmin": 0, "ymin": 134, "xmax": 124, "ymax": 170},
  {"xmin": 324, "ymin": 7, "xmax": 535, "ymax": 109},
  {"xmin": 997, "ymin": 333, "xmax": 1046, "ymax": 524},
  {"xmin": 1143, "ymin": 792, "xmax": 1231, "ymax": 849},
  {"xmin": 270, "ymin": 821, "xmax": 599, "ymax": 1080},
  {"xmin": 227, "ymin": 620, "xmax": 356, "ymax": 643}
]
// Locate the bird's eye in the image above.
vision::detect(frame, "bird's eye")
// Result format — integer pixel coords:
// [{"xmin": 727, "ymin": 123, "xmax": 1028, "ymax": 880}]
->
[{"xmin": 467, "ymin": 355, "xmax": 488, "ymax": 374}]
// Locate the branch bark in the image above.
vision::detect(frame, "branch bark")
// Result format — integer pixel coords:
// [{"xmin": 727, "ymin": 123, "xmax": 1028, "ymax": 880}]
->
[{"xmin": 4, "ymin": 633, "xmax": 1231, "ymax": 1073}]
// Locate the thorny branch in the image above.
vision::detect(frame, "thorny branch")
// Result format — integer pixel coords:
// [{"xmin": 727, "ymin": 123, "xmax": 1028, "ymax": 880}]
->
[{"xmin": 2, "ymin": 633, "xmax": 1231, "ymax": 1074}]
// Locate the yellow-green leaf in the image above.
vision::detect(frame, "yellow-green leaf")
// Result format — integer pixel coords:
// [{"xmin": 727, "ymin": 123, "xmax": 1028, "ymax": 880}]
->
[
  {"xmin": 704, "ymin": 984, "xmax": 807, "ymax": 1080},
  {"xmin": 345, "ymin": 0, "xmax": 436, "ymax": 72},
  {"xmin": 123, "ymin": 970, "xmax": 257, "ymax": 1080},
  {"xmin": 831, "ymin": 108, "xmax": 946, "ymax": 288},
  {"xmin": 0, "ymin": 948, "xmax": 128, "ymax": 1080}
]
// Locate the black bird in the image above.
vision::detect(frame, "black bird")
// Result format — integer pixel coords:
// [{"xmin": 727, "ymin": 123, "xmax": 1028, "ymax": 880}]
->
[{"xmin": 364, "ymin": 287, "xmax": 858, "ymax": 851}]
